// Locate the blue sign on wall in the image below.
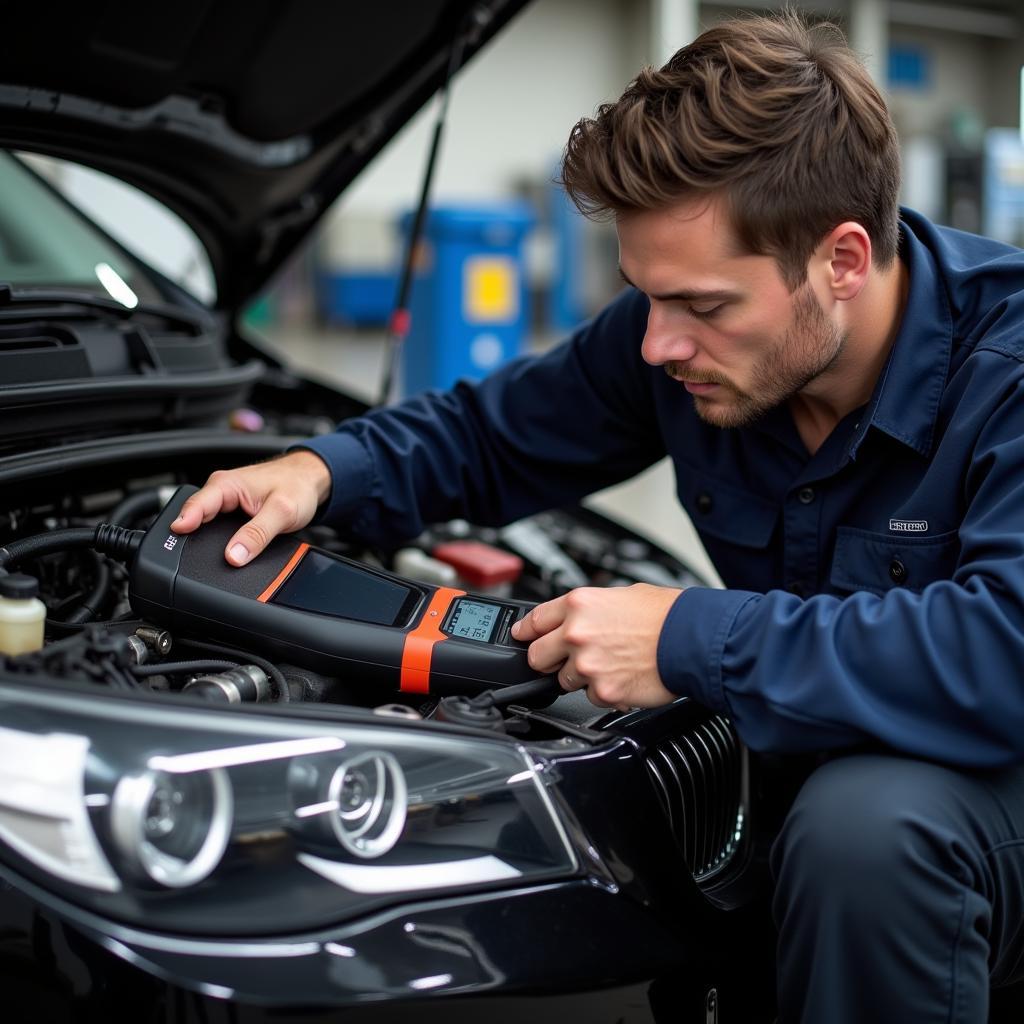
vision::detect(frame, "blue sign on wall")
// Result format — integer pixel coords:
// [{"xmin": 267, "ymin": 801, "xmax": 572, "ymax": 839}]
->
[{"xmin": 888, "ymin": 45, "xmax": 931, "ymax": 90}]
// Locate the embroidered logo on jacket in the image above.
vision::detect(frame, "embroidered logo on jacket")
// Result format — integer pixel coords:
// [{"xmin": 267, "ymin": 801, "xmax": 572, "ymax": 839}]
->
[{"xmin": 889, "ymin": 519, "xmax": 928, "ymax": 533}]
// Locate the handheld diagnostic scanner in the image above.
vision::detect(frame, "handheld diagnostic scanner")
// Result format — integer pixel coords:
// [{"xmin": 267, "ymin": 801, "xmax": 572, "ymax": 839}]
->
[{"xmin": 128, "ymin": 486, "xmax": 543, "ymax": 697}]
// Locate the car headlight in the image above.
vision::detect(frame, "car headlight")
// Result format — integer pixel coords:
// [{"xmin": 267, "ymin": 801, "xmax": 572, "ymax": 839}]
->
[
  {"xmin": 109, "ymin": 765, "xmax": 233, "ymax": 888},
  {"xmin": 290, "ymin": 750, "xmax": 408, "ymax": 859},
  {"xmin": 0, "ymin": 683, "xmax": 576, "ymax": 935}
]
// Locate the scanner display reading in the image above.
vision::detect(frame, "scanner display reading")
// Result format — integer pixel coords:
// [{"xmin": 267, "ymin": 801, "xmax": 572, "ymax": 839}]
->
[{"xmin": 446, "ymin": 598, "xmax": 501, "ymax": 643}]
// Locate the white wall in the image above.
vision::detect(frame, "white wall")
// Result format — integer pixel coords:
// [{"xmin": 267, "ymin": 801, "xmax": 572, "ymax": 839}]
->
[
  {"xmin": 886, "ymin": 24, "xmax": 992, "ymax": 140},
  {"xmin": 321, "ymin": 0, "xmax": 640, "ymax": 270},
  {"xmin": 339, "ymin": 0, "xmax": 635, "ymax": 212}
]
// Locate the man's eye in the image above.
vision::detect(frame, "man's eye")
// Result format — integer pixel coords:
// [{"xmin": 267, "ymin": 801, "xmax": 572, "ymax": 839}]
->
[{"xmin": 689, "ymin": 304, "xmax": 722, "ymax": 320}]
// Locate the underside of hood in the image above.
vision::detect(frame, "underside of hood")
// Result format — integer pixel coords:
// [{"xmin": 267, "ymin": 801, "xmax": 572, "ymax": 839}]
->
[{"xmin": 0, "ymin": 0, "xmax": 528, "ymax": 310}]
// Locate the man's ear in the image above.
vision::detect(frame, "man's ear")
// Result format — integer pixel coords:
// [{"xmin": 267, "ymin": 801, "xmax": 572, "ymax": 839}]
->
[{"xmin": 817, "ymin": 221, "xmax": 871, "ymax": 301}]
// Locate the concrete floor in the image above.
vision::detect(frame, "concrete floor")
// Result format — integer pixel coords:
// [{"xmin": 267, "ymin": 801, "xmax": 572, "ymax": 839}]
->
[{"xmin": 259, "ymin": 323, "xmax": 721, "ymax": 586}]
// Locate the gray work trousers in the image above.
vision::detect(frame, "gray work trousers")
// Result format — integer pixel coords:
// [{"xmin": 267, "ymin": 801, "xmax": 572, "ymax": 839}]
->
[{"xmin": 771, "ymin": 753, "xmax": 1024, "ymax": 1023}]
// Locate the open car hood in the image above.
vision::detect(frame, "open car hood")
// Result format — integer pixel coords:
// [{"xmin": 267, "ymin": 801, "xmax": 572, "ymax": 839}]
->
[{"xmin": 0, "ymin": 0, "xmax": 528, "ymax": 311}]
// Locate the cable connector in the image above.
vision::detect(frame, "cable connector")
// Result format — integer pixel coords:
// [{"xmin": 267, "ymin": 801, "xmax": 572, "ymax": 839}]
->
[
  {"xmin": 93, "ymin": 523, "xmax": 144, "ymax": 564},
  {"xmin": 467, "ymin": 676, "xmax": 562, "ymax": 709},
  {"xmin": 0, "ymin": 523, "xmax": 143, "ymax": 573}
]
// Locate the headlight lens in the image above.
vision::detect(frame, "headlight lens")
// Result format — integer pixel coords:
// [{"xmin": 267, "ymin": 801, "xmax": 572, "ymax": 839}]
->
[
  {"xmin": 326, "ymin": 752, "xmax": 407, "ymax": 858},
  {"xmin": 0, "ymin": 684, "xmax": 576, "ymax": 936},
  {"xmin": 110, "ymin": 767, "xmax": 233, "ymax": 887}
]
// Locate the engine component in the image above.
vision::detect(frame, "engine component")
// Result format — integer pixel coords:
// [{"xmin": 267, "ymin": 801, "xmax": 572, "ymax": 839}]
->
[
  {"xmin": 499, "ymin": 520, "xmax": 589, "ymax": 591},
  {"xmin": 392, "ymin": 547, "xmax": 459, "ymax": 587},
  {"xmin": 123, "ymin": 635, "xmax": 149, "ymax": 665},
  {"xmin": 0, "ymin": 573, "xmax": 45, "ymax": 655},
  {"xmin": 432, "ymin": 539, "xmax": 523, "ymax": 595},
  {"xmin": 135, "ymin": 625, "xmax": 172, "ymax": 656},
  {"xmin": 433, "ymin": 694, "xmax": 506, "ymax": 732},
  {"xmin": 182, "ymin": 665, "xmax": 271, "ymax": 703}
]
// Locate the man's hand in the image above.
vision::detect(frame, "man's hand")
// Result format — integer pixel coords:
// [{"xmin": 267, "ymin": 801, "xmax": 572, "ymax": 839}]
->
[
  {"xmin": 510, "ymin": 583, "xmax": 681, "ymax": 710},
  {"xmin": 170, "ymin": 450, "xmax": 332, "ymax": 565}
]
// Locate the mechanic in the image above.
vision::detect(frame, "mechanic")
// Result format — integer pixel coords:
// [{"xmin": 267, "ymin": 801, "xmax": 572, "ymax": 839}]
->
[{"xmin": 173, "ymin": 11, "xmax": 1024, "ymax": 1023}]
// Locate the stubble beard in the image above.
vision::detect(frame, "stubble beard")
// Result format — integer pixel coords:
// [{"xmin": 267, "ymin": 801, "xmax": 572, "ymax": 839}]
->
[{"xmin": 673, "ymin": 285, "xmax": 847, "ymax": 429}]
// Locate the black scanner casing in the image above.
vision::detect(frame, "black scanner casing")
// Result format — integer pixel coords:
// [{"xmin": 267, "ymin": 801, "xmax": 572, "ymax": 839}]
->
[{"xmin": 129, "ymin": 485, "xmax": 539, "ymax": 696}]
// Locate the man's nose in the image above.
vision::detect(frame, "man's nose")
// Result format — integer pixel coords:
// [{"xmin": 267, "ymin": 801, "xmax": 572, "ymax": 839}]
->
[{"xmin": 641, "ymin": 306, "xmax": 698, "ymax": 366}]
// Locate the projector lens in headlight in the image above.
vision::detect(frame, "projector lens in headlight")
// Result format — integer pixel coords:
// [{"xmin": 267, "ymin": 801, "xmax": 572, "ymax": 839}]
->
[
  {"xmin": 329, "ymin": 752, "xmax": 407, "ymax": 858},
  {"xmin": 110, "ymin": 766, "xmax": 232, "ymax": 887}
]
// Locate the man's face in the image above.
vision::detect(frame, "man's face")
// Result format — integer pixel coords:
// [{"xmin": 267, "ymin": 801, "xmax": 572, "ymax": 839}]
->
[{"xmin": 617, "ymin": 195, "xmax": 846, "ymax": 428}]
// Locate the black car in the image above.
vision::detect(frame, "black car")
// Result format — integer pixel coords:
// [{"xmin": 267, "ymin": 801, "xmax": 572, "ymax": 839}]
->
[{"xmin": 0, "ymin": 3, "xmax": 789, "ymax": 1021}]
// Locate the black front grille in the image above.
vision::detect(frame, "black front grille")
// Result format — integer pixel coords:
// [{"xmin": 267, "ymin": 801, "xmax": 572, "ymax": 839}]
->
[{"xmin": 645, "ymin": 714, "xmax": 745, "ymax": 881}]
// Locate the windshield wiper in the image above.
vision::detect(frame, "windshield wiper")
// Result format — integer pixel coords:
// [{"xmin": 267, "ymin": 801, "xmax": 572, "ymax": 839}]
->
[{"xmin": 0, "ymin": 284, "xmax": 207, "ymax": 334}]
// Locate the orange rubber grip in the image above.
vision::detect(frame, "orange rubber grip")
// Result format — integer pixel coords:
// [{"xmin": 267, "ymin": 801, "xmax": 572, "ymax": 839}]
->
[
  {"xmin": 400, "ymin": 586, "xmax": 465, "ymax": 694},
  {"xmin": 257, "ymin": 543, "xmax": 310, "ymax": 603}
]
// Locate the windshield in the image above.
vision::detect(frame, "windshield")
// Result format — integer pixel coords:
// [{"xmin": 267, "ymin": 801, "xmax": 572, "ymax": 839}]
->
[{"xmin": 0, "ymin": 152, "xmax": 163, "ymax": 305}]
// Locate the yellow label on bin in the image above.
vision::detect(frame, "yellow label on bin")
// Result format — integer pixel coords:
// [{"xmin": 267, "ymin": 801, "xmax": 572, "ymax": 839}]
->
[{"xmin": 464, "ymin": 256, "xmax": 518, "ymax": 323}]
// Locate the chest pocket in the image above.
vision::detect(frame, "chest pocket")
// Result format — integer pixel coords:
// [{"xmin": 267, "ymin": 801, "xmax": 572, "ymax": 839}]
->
[
  {"xmin": 830, "ymin": 526, "xmax": 960, "ymax": 597},
  {"xmin": 680, "ymin": 473, "xmax": 779, "ymax": 549}
]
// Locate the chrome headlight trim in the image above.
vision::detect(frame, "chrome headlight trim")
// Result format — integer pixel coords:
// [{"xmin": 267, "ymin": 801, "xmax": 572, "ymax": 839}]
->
[
  {"xmin": 326, "ymin": 751, "xmax": 408, "ymax": 859},
  {"xmin": 110, "ymin": 766, "xmax": 233, "ymax": 888}
]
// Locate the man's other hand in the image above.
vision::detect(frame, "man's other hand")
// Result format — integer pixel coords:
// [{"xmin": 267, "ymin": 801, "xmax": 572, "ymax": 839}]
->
[
  {"xmin": 510, "ymin": 583, "xmax": 681, "ymax": 710},
  {"xmin": 170, "ymin": 450, "xmax": 332, "ymax": 566}
]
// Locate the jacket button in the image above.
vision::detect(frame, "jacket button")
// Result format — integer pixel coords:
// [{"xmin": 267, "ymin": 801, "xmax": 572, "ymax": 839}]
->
[
  {"xmin": 696, "ymin": 492, "xmax": 713, "ymax": 514},
  {"xmin": 889, "ymin": 558, "xmax": 907, "ymax": 584},
  {"xmin": 797, "ymin": 487, "xmax": 816, "ymax": 505}
]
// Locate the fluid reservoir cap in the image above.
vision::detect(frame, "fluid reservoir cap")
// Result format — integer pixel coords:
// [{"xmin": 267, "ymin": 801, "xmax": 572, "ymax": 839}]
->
[
  {"xmin": 0, "ymin": 573, "xmax": 39, "ymax": 599},
  {"xmin": 432, "ymin": 540, "xmax": 523, "ymax": 588}
]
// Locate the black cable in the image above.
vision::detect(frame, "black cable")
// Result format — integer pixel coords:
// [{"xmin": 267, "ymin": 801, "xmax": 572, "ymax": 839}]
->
[
  {"xmin": 0, "ymin": 524, "xmax": 142, "ymax": 572},
  {"xmin": 0, "ymin": 527, "xmax": 95, "ymax": 571},
  {"xmin": 45, "ymin": 615, "xmax": 142, "ymax": 639},
  {"xmin": 18, "ymin": 626, "xmax": 142, "ymax": 691},
  {"xmin": 469, "ymin": 676, "xmax": 562, "ymax": 708},
  {"xmin": 64, "ymin": 550, "xmax": 113, "ymax": 624},
  {"xmin": 108, "ymin": 488, "xmax": 163, "ymax": 528},
  {"xmin": 131, "ymin": 659, "xmax": 239, "ymax": 678},
  {"xmin": 28, "ymin": 630, "xmax": 96, "ymax": 658},
  {"xmin": 102, "ymin": 657, "xmax": 139, "ymax": 691},
  {"xmin": 175, "ymin": 637, "xmax": 290, "ymax": 703}
]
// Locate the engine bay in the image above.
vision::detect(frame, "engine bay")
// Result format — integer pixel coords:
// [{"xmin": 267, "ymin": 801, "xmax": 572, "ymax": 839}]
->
[{"xmin": 0, "ymin": 467, "xmax": 707, "ymax": 741}]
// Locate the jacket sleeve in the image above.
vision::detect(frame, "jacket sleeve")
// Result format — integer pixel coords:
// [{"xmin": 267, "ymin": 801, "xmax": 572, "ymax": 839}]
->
[
  {"xmin": 295, "ymin": 288, "xmax": 664, "ymax": 545},
  {"xmin": 657, "ymin": 356, "xmax": 1024, "ymax": 768}
]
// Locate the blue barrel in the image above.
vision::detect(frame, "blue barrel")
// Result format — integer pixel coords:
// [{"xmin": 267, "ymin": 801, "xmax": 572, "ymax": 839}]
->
[
  {"xmin": 399, "ymin": 203, "xmax": 535, "ymax": 396},
  {"xmin": 549, "ymin": 179, "xmax": 588, "ymax": 332}
]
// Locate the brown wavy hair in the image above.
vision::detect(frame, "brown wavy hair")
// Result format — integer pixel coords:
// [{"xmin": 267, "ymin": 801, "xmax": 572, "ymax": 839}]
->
[{"xmin": 560, "ymin": 10, "xmax": 901, "ymax": 289}]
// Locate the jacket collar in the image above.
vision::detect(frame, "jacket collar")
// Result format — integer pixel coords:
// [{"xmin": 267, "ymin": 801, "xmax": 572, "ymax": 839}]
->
[{"xmin": 848, "ymin": 212, "xmax": 954, "ymax": 460}]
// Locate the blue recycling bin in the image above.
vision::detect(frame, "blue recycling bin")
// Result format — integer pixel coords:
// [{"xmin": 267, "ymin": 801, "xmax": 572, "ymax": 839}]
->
[
  {"xmin": 399, "ymin": 203, "xmax": 535, "ymax": 396},
  {"xmin": 316, "ymin": 269, "xmax": 396, "ymax": 326},
  {"xmin": 549, "ymin": 177, "xmax": 588, "ymax": 331}
]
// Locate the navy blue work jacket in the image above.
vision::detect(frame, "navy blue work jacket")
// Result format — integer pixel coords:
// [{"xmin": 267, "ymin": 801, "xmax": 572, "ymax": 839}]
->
[{"xmin": 301, "ymin": 210, "xmax": 1024, "ymax": 767}]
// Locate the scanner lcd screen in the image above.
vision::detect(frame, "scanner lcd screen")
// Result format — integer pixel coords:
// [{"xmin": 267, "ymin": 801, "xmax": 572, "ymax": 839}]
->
[
  {"xmin": 446, "ymin": 598, "xmax": 502, "ymax": 643},
  {"xmin": 271, "ymin": 550, "xmax": 413, "ymax": 625}
]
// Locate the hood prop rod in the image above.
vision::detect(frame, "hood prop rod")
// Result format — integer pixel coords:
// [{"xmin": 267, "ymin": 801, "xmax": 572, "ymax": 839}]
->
[{"xmin": 376, "ymin": 9, "xmax": 482, "ymax": 406}]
